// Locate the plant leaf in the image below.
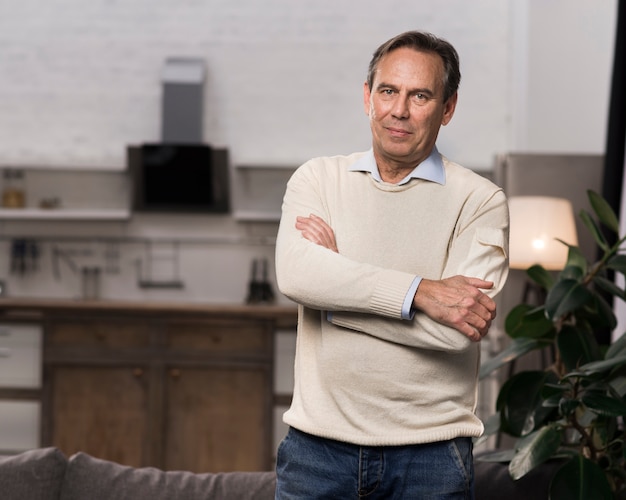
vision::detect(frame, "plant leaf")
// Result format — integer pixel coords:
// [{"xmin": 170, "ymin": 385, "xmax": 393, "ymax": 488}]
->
[
  {"xmin": 508, "ymin": 426, "xmax": 562, "ymax": 480},
  {"xmin": 526, "ymin": 264, "xmax": 554, "ymax": 290},
  {"xmin": 606, "ymin": 331, "xmax": 626, "ymax": 359},
  {"xmin": 588, "ymin": 189, "xmax": 620, "ymax": 234},
  {"xmin": 474, "ymin": 414, "xmax": 501, "ymax": 447},
  {"xmin": 475, "ymin": 449, "xmax": 515, "ymax": 463},
  {"xmin": 549, "ymin": 455, "xmax": 613, "ymax": 500},
  {"xmin": 607, "ymin": 253, "xmax": 626, "ymax": 275},
  {"xmin": 479, "ymin": 337, "xmax": 543, "ymax": 379},
  {"xmin": 545, "ymin": 279, "xmax": 593, "ymax": 321},
  {"xmin": 567, "ymin": 354, "xmax": 626, "ymax": 378},
  {"xmin": 557, "ymin": 324, "xmax": 602, "ymax": 371},
  {"xmin": 593, "ymin": 274, "xmax": 625, "ymax": 299},
  {"xmin": 582, "ymin": 391, "xmax": 626, "ymax": 417},
  {"xmin": 564, "ymin": 244, "xmax": 588, "ymax": 275},
  {"xmin": 559, "ymin": 264, "xmax": 585, "ymax": 282},
  {"xmin": 505, "ymin": 304, "xmax": 555, "ymax": 339},
  {"xmin": 579, "ymin": 210, "xmax": 609, "ymax": 251},
  {"xmin": 590, "ymin": 289, "xmax": 618, "ymax": 330},
  {"xmin": 609, "ymin": 373, "xmax": 626, "ymax": 398},
  {"xmin": 497, "ymin": 371, "xmax": 556, "ymax": 437}
]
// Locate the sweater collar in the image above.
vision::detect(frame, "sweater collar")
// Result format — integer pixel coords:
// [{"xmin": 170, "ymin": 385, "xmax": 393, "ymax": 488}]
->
[{"xmin": 348, "ymin": 146, "xmax": 445, "ymax": 185}]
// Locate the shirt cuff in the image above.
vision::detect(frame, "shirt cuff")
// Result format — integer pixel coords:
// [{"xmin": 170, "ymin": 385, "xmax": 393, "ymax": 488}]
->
[{"xmin": 402, "ymin": 276, "xmax": 422, "ymax": 320}]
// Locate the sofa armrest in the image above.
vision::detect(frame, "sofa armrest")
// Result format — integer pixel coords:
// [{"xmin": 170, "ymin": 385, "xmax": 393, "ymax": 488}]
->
[
  {"xmin": 0, "ymin": 447, "xmax": 68, "ymax": 500},
  {"xmin": 60, "ymin": 452, "xmax": 276, "ymax": 500}
]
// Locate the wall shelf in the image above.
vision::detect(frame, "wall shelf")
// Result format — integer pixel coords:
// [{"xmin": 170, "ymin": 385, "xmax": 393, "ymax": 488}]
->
[
  {"xmin": 0, "ymin": 165, "xmax": 130, "ymax": 221},
  {"xmin": 0, "ymin": 208, "xmax": 131, "ymax": 221},
  {"xmin": 0, "ymin": 163, "xmax": 127, "ymax": 172},
  {"xmin": 232, "ymin": 210, "xmax": 282, "ymax": 222},
  {"xmin": 232, "ymin": 164, "xmax": 296, "ymax": 223}
]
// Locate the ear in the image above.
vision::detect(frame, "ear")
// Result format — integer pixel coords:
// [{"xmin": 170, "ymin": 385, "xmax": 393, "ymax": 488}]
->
[
  {"xmin": 363, "ymin": 81, "xmax": 372, "ymax": 116},
  {"xmin": 441, "ymin": 91, "xmax": 458, "ymax": 126}
]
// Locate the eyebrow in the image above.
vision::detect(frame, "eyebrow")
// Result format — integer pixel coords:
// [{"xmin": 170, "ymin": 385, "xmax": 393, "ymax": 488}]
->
[{"xmin": 375, "ymin": 81, "xmax": 436, "ymax": 97}]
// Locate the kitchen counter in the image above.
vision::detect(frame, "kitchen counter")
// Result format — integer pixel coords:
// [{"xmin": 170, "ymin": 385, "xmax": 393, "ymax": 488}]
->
[
  {"xmin": 0, "ymin": 296, "xmax": 299, "ymax": 471},
  {"xmin": 0, "ymin": 297, "xmax": 299, "ymax": 329}
]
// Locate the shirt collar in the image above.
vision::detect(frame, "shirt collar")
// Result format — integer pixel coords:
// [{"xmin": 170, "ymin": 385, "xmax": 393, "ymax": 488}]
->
[{"xmin": 348, "ymin": 146, "xmax": 445, "ymax": 185}]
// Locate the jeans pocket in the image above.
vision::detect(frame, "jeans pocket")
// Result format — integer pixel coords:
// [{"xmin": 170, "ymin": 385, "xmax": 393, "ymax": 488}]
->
[{"xmin": 448, "ymin": 437, "xmax": 474, "ymax": 485}]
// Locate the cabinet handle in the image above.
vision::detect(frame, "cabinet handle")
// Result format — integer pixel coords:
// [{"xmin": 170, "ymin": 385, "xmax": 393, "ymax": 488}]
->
[
  {"xmin": 169, "ymin": 368, "xmax": 181, "ymax": 379},
  {"xmin": 132, "ymin": 368, "xmax": 143, "ymax": 378}
]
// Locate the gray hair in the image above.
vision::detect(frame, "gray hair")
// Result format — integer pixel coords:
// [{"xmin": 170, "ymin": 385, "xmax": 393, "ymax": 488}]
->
[{"xmin": 366, "ymin": 31, "xmax": 461, "ymax": 103}]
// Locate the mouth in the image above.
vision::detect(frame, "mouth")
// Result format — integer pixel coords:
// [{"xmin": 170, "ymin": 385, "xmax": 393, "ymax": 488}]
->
[{"xmin": 385, "ymin": 126, "xmax": 412, "ymax": 138}]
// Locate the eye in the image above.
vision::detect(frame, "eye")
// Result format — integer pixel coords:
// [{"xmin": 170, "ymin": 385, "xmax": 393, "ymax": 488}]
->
[{"xmin": 410, "ymin": 92, "xmax": 432, "ymax": 105}]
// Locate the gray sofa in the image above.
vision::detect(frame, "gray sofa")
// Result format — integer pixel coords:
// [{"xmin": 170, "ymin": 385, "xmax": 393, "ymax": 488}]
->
[
  {"xmin": 0, "ymin": 447, "xmax": 275, "ymax": 500},
  {"xmin": 0, "ymin": 446, "xmax": 559, "ymax": 499}
]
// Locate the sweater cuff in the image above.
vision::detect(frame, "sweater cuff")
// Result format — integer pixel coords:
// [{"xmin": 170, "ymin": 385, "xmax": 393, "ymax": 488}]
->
[{"xmin": 370, "ymin": 271, "xmax": 419, "ymax": 318}]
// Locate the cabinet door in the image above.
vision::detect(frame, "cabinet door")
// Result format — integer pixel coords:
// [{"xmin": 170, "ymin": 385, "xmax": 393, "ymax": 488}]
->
[
  {"xmin": 164, "ymin": 365, "xmax": 271, "ymax": 473},
  {"xmin": 162, "ymin": 318, "xmax": 273, "ymax": 472},
  {"xmin": 44, "ymin": 319, "xmax": 154, "ymax": 467},
  {"xmin": 47, "ymin": 365, "xmax": 151, "ymax": 467}
]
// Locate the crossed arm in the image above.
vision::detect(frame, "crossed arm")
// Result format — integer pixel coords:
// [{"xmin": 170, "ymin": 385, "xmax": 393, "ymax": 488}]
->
[{"xmin": 295, "ymin": 214, "xmax": 497, "ymax": 342}]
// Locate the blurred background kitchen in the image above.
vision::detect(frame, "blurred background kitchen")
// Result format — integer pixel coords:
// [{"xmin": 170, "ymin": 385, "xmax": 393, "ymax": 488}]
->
[
  {"xmin": 0, "ymin": 0, "xmax": 615, "ymax": 304},
  {"xmin": 0, "ymin": 0, "xmax": 620, "ymax": 472}
]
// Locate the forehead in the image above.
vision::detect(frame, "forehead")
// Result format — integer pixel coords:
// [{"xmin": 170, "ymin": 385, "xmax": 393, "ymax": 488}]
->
[{"xmin": 373, "ymin": 47, "xmax": 444, "ymax": 89}]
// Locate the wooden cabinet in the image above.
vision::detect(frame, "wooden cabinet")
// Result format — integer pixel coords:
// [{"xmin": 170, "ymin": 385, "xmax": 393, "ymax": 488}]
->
[
  {"xmin": 160, "ymin": 319, "xmax": 272, "ymax": 472},
  {"xmin": 0, "ymin": 301, "xmax": 299, "ymax": 473},
  {"xmin": 47, "ymin": 364, "xmax": 150, "ymax": 467},
  {"xmin": 0, "ymin": 322, "xmax": 43, "ymax": 454}
]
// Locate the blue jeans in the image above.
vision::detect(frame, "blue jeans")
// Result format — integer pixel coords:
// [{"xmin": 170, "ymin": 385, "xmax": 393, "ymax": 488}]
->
[{"xmin": 275, "ymin": 428, "xmax": 474, "ymax": 499}]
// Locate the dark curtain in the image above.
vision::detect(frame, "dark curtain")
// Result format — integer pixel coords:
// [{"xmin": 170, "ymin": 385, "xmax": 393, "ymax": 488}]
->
[{"xmin": 600, "ymin": 1, "xmax": 626, "ymax": 345}]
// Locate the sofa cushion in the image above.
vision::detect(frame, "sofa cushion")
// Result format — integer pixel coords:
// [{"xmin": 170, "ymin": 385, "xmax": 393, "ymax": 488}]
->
[
  {"xmin": 474, "ymin": 457, "xmax": 563, "ymax": 500},
  {"xmin": 0, "ymin": 447, "xmax": 68, "ymax": 500},
  {"xmin": 60, "ymin": 452, "xmax": 276, "ymax": 500}
]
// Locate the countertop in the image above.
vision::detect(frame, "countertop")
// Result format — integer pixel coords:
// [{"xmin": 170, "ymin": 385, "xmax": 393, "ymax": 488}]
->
[{"xmin": 0, "ymin": 297, "xmax": 299, "ymax": 328}]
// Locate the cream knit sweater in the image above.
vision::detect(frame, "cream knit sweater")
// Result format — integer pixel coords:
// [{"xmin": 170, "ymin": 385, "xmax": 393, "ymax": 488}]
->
[{"xmin": 275, "ymin": 151, "xmax": 509, "ymax": 446}]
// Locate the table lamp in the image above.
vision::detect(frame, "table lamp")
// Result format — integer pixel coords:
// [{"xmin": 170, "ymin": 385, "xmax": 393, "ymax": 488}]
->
[{"xmin": 508, "ymin": 196, "xmax": 579, "ymax": 272}]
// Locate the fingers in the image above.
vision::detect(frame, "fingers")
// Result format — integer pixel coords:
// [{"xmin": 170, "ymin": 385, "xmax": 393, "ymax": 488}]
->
[
  {"xmin": 465, "ymin": 277, "xmax": 495, "ymax": 290},
  {"xmin": 414, "ymin": 276, "xmax": 497, "ymax": 342},
  {"xmin": 295, "ymin": 214, "xmax": 338, "ymax": 253}
]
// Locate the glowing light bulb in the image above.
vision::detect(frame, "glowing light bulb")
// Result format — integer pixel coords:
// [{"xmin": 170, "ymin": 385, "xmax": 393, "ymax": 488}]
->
[{"xmin": 532, "ymin": 239, "xmax": 546, "ymax": 250}]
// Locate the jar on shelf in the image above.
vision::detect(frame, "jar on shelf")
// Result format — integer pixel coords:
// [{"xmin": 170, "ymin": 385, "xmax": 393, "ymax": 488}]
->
[{"xmin": 2, "ymin": 169, "xmax": 26, "ymax": 208}]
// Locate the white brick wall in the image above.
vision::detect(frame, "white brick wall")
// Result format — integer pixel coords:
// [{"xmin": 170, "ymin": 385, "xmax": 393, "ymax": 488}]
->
[
  {"xmin": 0, "ymin": 0, "xmax": 512, "ymax": 169},
  {"xmin": 0, "ymin": 0, "xmax": 616, "ymax": 304},
  {"xmin": 0, "ymin": 0, "xmax": 617, "ymax": 453}
]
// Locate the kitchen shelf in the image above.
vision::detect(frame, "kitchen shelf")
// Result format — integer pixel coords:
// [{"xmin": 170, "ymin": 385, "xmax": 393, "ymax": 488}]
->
[
  {"xmin": 232, "ymin": 210, "xmax": 282, "ymax": 222},
  {"xmin": 232, "ymin": 164, "xmax": 295, "ymax": 224},
  {"xmin": 0, "ymin": 163, "xmax": 126, "ymax": 172},
  {"xmin": 0, "ymin": 208, "xmax": 131, "ymax": 221}
]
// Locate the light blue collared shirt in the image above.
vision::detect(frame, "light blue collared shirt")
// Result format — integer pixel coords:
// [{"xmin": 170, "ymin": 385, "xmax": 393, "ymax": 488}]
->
[
  {"xmin": 348, "ymin": 146, "xmax": 446, "ymax": 186},
  {"xmin": 349, "ymin": 146, "xmax": 446, "ymax": 319}
]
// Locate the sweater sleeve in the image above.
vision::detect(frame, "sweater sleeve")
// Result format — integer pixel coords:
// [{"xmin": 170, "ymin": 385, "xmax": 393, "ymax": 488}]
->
[
  {"xmin": 275, "ymin": 160, "xmax": 417, "ymax": 319},
  {"xmin": 329, "ymin": 189, "xmax": 509, "ymax": 352}
]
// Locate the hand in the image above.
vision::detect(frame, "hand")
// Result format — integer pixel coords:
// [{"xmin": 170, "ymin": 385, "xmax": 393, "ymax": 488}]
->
[
  {"xmin": 413, "ymin": 275, "xmax": 496, "ymax": 341},
  {"xmin": 295, "ymin": 214, "xmax": 338, "ymax": 253}
]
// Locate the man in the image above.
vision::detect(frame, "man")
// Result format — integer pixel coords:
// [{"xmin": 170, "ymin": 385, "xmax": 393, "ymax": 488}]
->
[{"xmin": 274, "ymin": 30, "xmax": 509, "ymax": 499}]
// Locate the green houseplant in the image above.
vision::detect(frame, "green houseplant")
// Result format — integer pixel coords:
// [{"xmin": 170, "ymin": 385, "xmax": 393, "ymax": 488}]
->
[{"xmin": 479, "ymin": 190, "xmax": 626, "ymax": 499}]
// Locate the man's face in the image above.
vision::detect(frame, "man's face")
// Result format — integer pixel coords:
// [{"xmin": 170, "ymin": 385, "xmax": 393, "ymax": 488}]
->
[{"xmin": 364, "ymin": 47, "xmax": 457, "ymax": 172}]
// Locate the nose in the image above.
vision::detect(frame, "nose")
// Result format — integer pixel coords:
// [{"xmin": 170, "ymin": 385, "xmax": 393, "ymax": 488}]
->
[{"xmin": 391, "ymin": 95, "xmax": 410, "ymax": 119}]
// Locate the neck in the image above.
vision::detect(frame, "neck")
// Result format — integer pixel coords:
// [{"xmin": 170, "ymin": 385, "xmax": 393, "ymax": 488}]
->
[{"xmin": 374, "ymin": 151, "xmax": 429, "ymax": 184}]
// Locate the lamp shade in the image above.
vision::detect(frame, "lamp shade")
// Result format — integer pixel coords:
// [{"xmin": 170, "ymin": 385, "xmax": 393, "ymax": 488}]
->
[{"xmin": 508, "ymin": 196, "xmax": 578, "ymax": 271}]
